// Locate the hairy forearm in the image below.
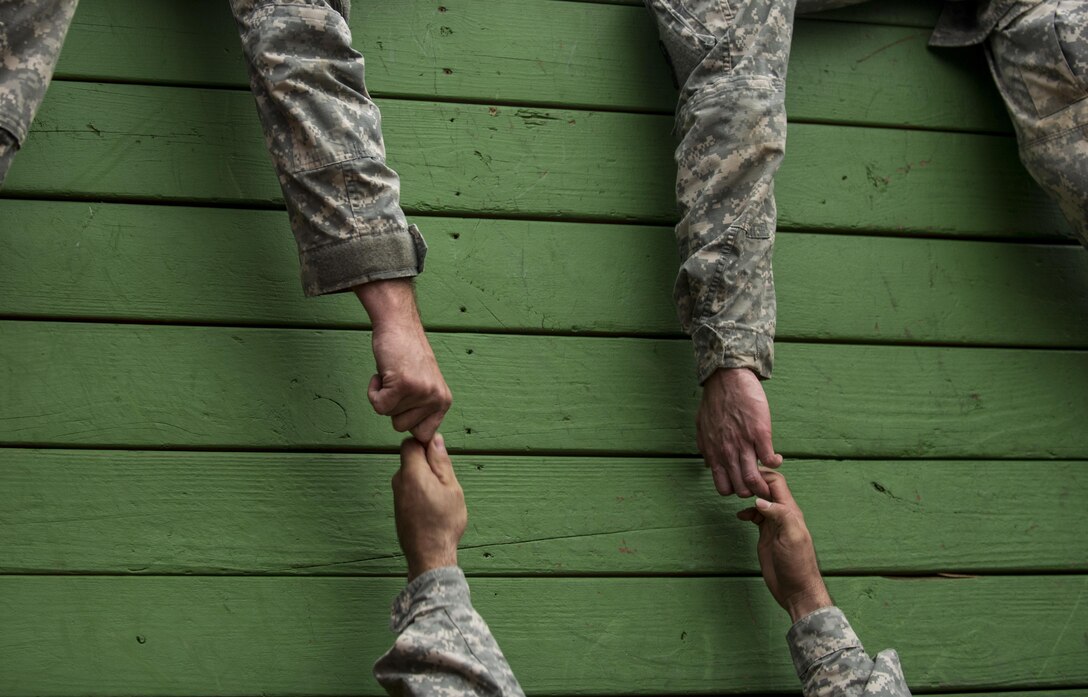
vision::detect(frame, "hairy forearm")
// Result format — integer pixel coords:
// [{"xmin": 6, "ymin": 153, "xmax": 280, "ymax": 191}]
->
[{"xmin": 354, "ymin": 278, "xmax": 421, "ymax": 329}]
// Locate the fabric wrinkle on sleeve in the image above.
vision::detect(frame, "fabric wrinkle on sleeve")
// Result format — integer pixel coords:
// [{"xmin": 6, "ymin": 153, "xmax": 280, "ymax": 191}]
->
[
  {"xmin": 787, "ymin": 606, "xmax": 911, "ymax": 697},
  {"xmin": 645, "ymin": 0, "xmax": 785, "ymax": 383},
  {"xmin": 375, "ymin": 567, "xmax": 526, "ymax": 697},
  {"xmin": 0, "ymin": 0, "xmax": 79, "ymax": 189},
  {"xmin": 230, "ymin": 0, "xmax": 426, "ymax": 297}
]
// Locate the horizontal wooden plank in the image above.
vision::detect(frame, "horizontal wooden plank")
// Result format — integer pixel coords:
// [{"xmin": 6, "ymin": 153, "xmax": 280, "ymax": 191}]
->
[
  {"xmin": 789, "ymin": 21, "xmax": 1007, "ymax": 132},
  {"xmin": 56, "ymin": 0, "xmax": 1006, "ymax": 132},
  {"xmin": 1, "ymin": 200, "xmax": 1086, "ymax": 346},
  {"xmin": 1, "ymin": 449, "xmax": 1083, "ymax": 575},
  {"xmin": 2, "ymin": 83, "xmax": 1067, "ymax": 236},
  {"xmin": 1, "ymin": 321, "xmax": 1086, "ymax": 457},
  {"xmin": 810, "ymin": 0, "xmax": 943, "ymax": 27},
  {"xmin": 1, "ymin": 575, "xmax": 1084, "ymax": 695}
]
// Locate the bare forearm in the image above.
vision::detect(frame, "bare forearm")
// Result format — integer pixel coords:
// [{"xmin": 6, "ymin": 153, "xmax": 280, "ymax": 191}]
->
[{"xmin": 355, "ymin": 278, "xmax": 422, "ymax": 329}]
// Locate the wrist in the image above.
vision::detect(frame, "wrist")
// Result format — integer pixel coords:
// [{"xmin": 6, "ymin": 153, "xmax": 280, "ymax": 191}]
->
[
  {"xmin": 786, "ymin": 584, "xmax": 834, "ymax": 623},
  {"xmin": 407, "ymin": 550, "xmax": 459, "ymax": 582},
  {"xmin": 711, "ymin": 366, "xmax": 756, "ymax": 381},
  {"xmin": 705, "ymin": 366, "xmax": 757, "ymax": 390},
  {"xmin": 354, "ymin": 278, "xmax": 421, "ymax": 330}
]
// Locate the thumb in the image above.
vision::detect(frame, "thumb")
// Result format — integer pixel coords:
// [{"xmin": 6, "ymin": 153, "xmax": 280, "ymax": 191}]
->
[
  {"xmin": 754, "ymin": 497, "xmax": 786, "ymax": 524},
  {"xmin": 426, "ymin": 433, "xmax": 456, "ymax": 483}
]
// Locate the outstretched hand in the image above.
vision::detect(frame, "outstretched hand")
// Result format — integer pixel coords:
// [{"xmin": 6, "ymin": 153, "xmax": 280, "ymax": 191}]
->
[
  {"xmin": 392, "ymin": 436, "xmax": 467, "ymax": 581},
  {"xmin": 698, "ymin": 368, "xmax": 783, "ymax": 497},
  {"xmin": 357, "ymin": 279, "xmax": 452, "ymax": 443},
  {"xmin": 736, "ymin": 469, "xmax": 832, "ymax": 622}
]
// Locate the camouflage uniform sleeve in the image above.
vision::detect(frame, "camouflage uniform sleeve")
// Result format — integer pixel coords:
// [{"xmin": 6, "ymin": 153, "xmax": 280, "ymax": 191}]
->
[
  {"xmin": 645, "ymin": 0, "xmax": 791, "ymax": 383},
  {"xmin": 374, "ymin": 567, "xmax": 527, "ymax": 697},
  {"xmin": 230, "ymin": 0, "xmax": 427, "ymax": 297},
  {"xmin": 0, "ymin": 0, "xmax": 79, "ymax": 187},
  {"xmin": 787, "ymin": 606, "xmax": 912, "ymax": 697}
]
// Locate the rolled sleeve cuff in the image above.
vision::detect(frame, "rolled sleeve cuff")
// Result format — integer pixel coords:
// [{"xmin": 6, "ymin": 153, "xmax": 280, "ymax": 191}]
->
[
  {"xmin": 0, "ymin": 127, "xmax": 19, "ymax": 188},
  {"xmin": 787, "ymin": 606, "xmax": 864, "ymax": 680},
  {"xmin": 389, "ymin": 566, "xmax": 471, "ymax": 634},
  {"xmin": 300, "ymin": 223, "xmax": 427, "ymax": 297},
  {"xmin": 692, "ymin": 323, "xmax": 774, "ymax": 383}
]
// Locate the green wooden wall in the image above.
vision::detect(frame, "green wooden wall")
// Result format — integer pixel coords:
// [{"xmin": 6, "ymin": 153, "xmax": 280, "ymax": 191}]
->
[{"xmin": 1, "ymin": 0, "xmax": 1087, "ymax": 694}]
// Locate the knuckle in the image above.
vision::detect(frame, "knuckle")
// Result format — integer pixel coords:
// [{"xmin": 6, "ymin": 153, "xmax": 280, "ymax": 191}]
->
[{"xmin": 783, "ymin": 528, "xmax": 811, "ymax": 546}]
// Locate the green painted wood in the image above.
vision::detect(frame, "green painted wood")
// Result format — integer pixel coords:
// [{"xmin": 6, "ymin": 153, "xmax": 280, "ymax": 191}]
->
[
  {"xmin": 789, "ymin": 21, "xmax": 1008, "ymax": 132},
  {"xmin": 811, "ymin": 0, "xmax": 943, "ymax": 27},
  {"xmin": 2, "ymin": 321, "xmax": 1086, "ymax": 457},
  {"xmin": 1, "ymin": 575, "xmax": 1084, "ymax": 694},
  {"xmin": 1, "ymin": 449, "xmax": 1083, "ymax": 575},
  {"xmin": 56, "ymin": 0, "xmax": 1006, "ymax": 132},
  {"xmin": 2, "ymin": 200, "xmax": 1086, "ymax": 345},
  {"xmin": 2, "ymin": 83, "xmax": 1067, "ymax": 236}
]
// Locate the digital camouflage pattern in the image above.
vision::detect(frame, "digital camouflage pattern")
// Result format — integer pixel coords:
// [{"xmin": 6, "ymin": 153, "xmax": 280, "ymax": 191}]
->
[
  {"xmin": 983, "ymin": 0, "xmax": 1088, "ymax": 245},
  {"xmin": 0, "ymin": 0, "xmax": 78, "ymax": 186},
  {"xmin": 644, "ymin": 0, "xmax": 787, "ymax": 383},
  {"xmin": 376, "ymin": 570, "xmax": 909, "ymax": 697},
  {"xmin": 229, "ymin": 0, "xmax": 426, "ymax": 296},
  {"xmin": 374, "ymin": 567, "xmax": 526, "ymax": 697},
  {"xmin": 0, "ymin": 0, "xmax": 424, "ymax": 294},
  {"xmin": 646, "ymin": 0, "xmax": 1087, "ymax": 382},
  {"xmin": 788, "ymin": 606, "xmax": 912, "ymax": 697}
]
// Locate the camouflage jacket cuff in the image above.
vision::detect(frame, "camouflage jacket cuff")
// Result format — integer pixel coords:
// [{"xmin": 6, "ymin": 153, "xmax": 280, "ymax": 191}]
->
[
  {"xmin": 301, "ymin": 223, "xmax": 427, "ymax": 297},
  {"xmin": 692, "ymin": 323, "xmax": 773, "ymax": 383},
  {"xmin": 390, "ymin": 566, "xmax": 471, "ymax": 634},
  {"xmin": 786, "ymin": 606, "xmax": 863, "ymax": 680}
]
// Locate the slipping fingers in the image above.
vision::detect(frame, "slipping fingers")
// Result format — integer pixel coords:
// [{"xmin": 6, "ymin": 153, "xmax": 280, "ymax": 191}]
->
[
  {"xmin": 725, "ymin": 447, "xmax": 751, "ymax": 498},
  {"xmin": 763, "ymin": 466, "xmax": 797, "ymax": 506},
  {"xmin": 741, "ymin": 448, "xmax": 771, "ymax": 499},
  {"xmin": 709, "ymin": 458, "xmax": 734, "ymax": 496},
  {"xmin": 410, "ymin": 408, "xmax": 448, "ymax": 444}
]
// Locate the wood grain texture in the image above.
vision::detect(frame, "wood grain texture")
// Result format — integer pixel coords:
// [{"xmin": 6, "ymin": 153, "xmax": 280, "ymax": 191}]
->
[
  {"xmin": 1, "ymin": 321, "xmax": 1086, "ymax": 457},
  {"xmin": 3, "ymin": 83, "xmax": 1068, "ymax": 236},
  {"xmin": 1, "ymin": 449, "xmax": 1083, "ymax": 575},
  {"xmin": 2, "ymin": 200, "xmax": 1086, "ymax": 345},
  {"xmin": 55, "ymin": 0, "xmax": 1006, "ymax": 131},
  {"xmin": 1, "ymin": 575, "xmax": 1085, "ymax": 695}
]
